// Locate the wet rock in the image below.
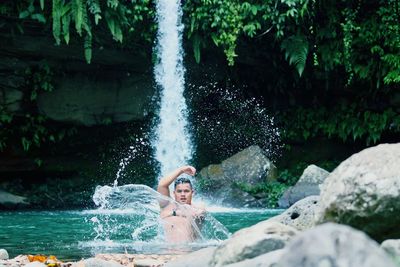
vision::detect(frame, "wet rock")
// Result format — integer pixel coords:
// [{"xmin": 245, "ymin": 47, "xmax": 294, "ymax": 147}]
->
[
  {"xmin": 210, "ymin": 221, "xmax": 298, "ymax": 267},
  {"xmin": 223, "ymin": 249, "xmax": 284, "ymax": 267},
  {"xmin": 276, "ymin": 223, "xmax": 397, "ymax": 267},
  {"xmin": 0, "ymin": 249, "xmax": 8, "ymax": 260},
  {"xmin": 381, "ymin": 239, "xmax": 400, "ymax": 263},
  {"xmin": 278, "ymin": 164, "xmax": 329, "ymax": 208},
  {"xmin": 0, "ymin": 190, "xmax": 29, "ymax": 209},
  {"xmin": 316, "ymin": 143, "xmax": 400, "ymax": 241},
  {"xmin": 164, "ymin": 247, "xmax": 216, "ymax": 267},
  {"xmin": 0, "ymin": 88, "xmax": 24, "ymax": 112},
  {"xmin": 270, "ymin": 195, "xmax": 319, "ymax": 231},
  {"xmin": 198, "ymin": 145, "xmax": 277, "ymax": 207}
]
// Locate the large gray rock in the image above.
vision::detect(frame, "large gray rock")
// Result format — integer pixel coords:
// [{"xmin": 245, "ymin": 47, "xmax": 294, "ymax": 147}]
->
[
  {"xmin": 276, "ymin": 223, "xmax": 397, "ymax": 267},
  {"xmin": 381, "ymin": 239, "xmax": 400, "ymax": 264},
  {"xmin": 37, "ymin": 73, "xmax": 154, "ymax": 126},
  {"xmin": 223, "ymin": 249, "xmax": 284, "ymax": 267},
  {"xmin": 316, "ymin": 143, "xmax": 400, "ymax": 241},
  {"xmin": 270, "ymin": 195, "xmax": 319, "ymax": 231},
  {"xmin": 278, "ymin": 164, "xmax": 329, "ymax": 208},
  {"xmin": 210, "ymin": 221, "xmax": 298, "ymax": 267},
  {"xmin": 164, "ymin": 247, "xmax": 216, "ymax": 267},
  {"xmin": 198, "ymin": 145, "xmax": 277, "ymax": 207}
]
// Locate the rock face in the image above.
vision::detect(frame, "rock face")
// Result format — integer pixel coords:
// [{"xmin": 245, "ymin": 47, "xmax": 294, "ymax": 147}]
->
[
  {"xmin": 270, "ymin": 195, "xmax": 319, "ymax": 231},
  {"xmin": 0, "ymin": 190, "xmax": 28, "ymax": 208},
  {"xmin": 276, "ymin": 223, "xmax": 397, "ymax": 267},
  {"xmin": 198, "ymin": 145, "xmax": 277, "ymax": 207},
  {"xmin": 164, "ymin": 247, "xmax": 216, "ymax": 267},
  {"xmin": 210, "ymin": 221, "xmax": 298, "ymax": 267},
  {"xmin": 37, "ymin": 73, "xmax": 154, "ymax": 126},
  {"xmin": 315, "ymin": 143, "xmax": 400, "ymax": 241},
  {"xmin": 223, "ymin": 249, "xmax": 284, "ymax": 267},
  {"xmin": 278, "ymin": 164, "xmax": 329, "ymax": 208}
]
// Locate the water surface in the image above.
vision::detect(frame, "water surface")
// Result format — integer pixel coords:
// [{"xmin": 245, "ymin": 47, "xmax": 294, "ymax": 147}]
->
[{"xmin": 0, "ymin": 209, "xmax": 282, "ymax": 260}]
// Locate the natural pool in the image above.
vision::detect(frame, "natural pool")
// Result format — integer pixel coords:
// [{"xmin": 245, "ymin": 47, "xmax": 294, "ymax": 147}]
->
[{"xmin": 0, "ymin": 209, "xmax": 283, "ymax": 261}]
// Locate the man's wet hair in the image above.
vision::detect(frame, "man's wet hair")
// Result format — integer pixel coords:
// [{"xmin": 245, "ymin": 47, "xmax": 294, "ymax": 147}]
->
[{"xmin": 174, "ymin": 177, "xmax": 193, "ymax": 189}]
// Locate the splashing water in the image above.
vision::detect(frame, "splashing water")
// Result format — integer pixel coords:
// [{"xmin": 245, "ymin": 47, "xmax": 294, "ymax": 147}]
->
[
  {"xmin": 187, "ymin": 81, "xmax": 282, "ymax": 164},
  {"xmin": 90, "ymin": 184, "xmax": 230, "ymax": 251},
  {"xmin": 87, "ymin": 0, "xmax": 232, "ymax": 253},
  {"xmin": 152, "ymin": 0, "xmax": 193, "ymax": 178}
]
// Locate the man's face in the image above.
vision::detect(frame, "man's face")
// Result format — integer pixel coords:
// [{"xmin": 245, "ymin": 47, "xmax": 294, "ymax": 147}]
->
[{"xmin": 173, "ymin": 183, "xmax": 193, "ymax": 205}]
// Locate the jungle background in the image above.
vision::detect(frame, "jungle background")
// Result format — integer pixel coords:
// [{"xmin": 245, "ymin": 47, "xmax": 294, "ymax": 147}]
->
[{"xmin": 0, "ymin": 0, "xmax": 399, "ymax": 209}]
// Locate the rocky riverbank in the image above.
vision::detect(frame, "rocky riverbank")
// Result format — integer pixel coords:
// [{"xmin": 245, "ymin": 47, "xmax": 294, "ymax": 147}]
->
[{"xmin": 0, "ymin": 252, "xmax": 181, "ymax": 267}]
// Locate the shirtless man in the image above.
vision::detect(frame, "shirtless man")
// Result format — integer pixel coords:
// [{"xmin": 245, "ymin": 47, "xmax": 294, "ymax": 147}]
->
[{"xmin": 157, "ymin": 165, "xmax": 206, "ymax": 243}]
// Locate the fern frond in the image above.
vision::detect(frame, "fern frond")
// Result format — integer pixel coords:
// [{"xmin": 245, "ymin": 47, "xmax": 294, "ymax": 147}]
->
[
  {"xmin": 193, "ymin": 34, "xmax": 201, "ymax": 64},
  {"xmin": 82, "ymin": 1, "xmax": 91, "ymax": 36},
  {"xmin": 72, "ymin": 0, "xmax": 84, "ymax": 35},
  {"xmin": 88, "ymin": 0, "xmax": 102, "ymax": 25},
  {"xmin": 281, "ymin": 34, "xmax": 309, "ymax": 76},
  {"xmin": 52, "ymin": 0, "xmax": 62, "ymax": 45},
  {"xmin": 84, "ymin": 33, "xmax": 92, "ymax": 64},
  {"xmin": 39, "ymin": 0, "xmax": 45, "ymax": 10},
  {"xmin": 107, "ymin": 0, "xmax": 119, "ymax": 10},
  {"xmin": 105, "ymin": 9, "xmax": 122, "ymax": 42},
  {"xmin": 61, "ymin": 3, "xmax": 72, "ymax": 44}
]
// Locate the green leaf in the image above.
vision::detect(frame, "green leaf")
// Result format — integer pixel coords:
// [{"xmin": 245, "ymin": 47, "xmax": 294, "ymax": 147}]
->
[
  {"xmin": 19, "ymin": 11, "xmax": 30, "ymax": 19},
  {"xmin": 34, "ymin": 158, "xmax": 43, "ymax": 167},
  {"xmin": 62, "ymin": 13, "xmax": 71, "ymax": 44},
  {"xmin": 211, "ymin": 33, "xmax": 220, "ymax": 46},
  {"xmin": 21, "ymin": 137, "xmax": 31, "ymax": 151},
  {"xmin": 193, "ymin": 34, "xmax": 201, "ymax": 64},
  {"xmin": 31, "ymin": 13, "xmax": 47, "ymax": 23},
  {"xmin": 84, "ymin": 34, "xmax": 92, "ymax": 63},
  {"xmin": 73, "ymin": 0, "xmax": 84, "ymax": 35},
  {"xmin": 52, "ymin": 0, "xmax": 62, "ymax": 45},
  {"xmin": 251, "ymin": 6, "xmax": 258, "ymax": 16},
  {"xmin": 40, "ymin": 0, "xmax": 45, "ymax": 10}
]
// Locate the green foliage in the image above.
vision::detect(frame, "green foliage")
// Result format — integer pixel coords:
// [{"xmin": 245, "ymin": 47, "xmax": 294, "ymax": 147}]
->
[
  {"xmin": 26, "ymin": 61, "xmax": 54, "ymax": 101},
  {"xmin": 19, "ymin": 1, "xmax": 46, "ymax": 23},
  {"xmin": 12, "ymin": 0, "xmax": 155, "ymax": 63},
  {"xmin": 184, "ymin": 0, "xmax": 243, "ymax": 65},
  {"xmin": 279, "ymin": 105, "xmax": 400, "ymax": 145},
  {"xmin": 183, "ymin": 0, "xmax": 311, "ymax": 65},
  {"xmin": 277, "ymin": 169, "xmax": 298, "ymax": 186},
  {"xmin": 236, "ymin": 181, "xmax": 288, "ymax": 208},
  {"xmin": 281, "ymin": 33, "xmax": 309, "ymax": 76}
]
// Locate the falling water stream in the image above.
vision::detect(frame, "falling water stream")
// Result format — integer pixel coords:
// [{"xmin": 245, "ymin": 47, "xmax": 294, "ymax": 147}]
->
[{"xmin": 152, "ymin": 0, "xmax": 193, "ymax": 178}]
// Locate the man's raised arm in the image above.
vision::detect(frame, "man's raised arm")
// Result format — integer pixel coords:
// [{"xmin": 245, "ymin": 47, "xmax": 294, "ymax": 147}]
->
[{"xmin": 157, "ymin": 165, "xmax": 196, "ymax": 197}]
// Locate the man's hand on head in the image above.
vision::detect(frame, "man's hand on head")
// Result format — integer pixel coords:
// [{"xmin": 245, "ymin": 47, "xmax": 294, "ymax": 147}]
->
[{"xmin": 181, "ymin": 166, "xmax": 196, "ymax": 176}]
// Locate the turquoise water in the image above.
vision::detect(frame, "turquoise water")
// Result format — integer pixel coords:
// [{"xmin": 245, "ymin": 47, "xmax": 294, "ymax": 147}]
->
[{"xmin": 0, "ymin": 209, "xmax": 282, "ymax": 260}]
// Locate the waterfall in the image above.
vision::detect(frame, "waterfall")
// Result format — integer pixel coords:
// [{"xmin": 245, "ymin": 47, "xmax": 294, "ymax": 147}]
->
[{"xmin": 152, "ymin": 0, "xmax": 193, "ymax": 178}]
